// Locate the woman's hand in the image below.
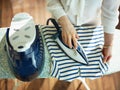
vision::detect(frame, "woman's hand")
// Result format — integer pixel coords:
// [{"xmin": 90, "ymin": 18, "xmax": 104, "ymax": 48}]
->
[
  {"xmin": 102, "ymin": 32, "xmax": 114, "ymax": 63},
  {"xmin": 61, "ymin": 23, "xmax": 79, "ymax": 49},
  {"xmin": 102, "ymin": 46, "xmax": 112, "ymax": 63},
  {"xmin": 58, "ymin": 16, "xmax": 79, "ymax": 49}
]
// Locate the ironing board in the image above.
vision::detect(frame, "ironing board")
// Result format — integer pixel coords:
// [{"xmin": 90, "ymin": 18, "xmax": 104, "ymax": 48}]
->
[
  {"xmin": 0, "ymin": 27, "xmax": 51, "ymax": 78},
  {"xmin": 0, "ymin": 27, "xmax": 120, "ymax": 78}
]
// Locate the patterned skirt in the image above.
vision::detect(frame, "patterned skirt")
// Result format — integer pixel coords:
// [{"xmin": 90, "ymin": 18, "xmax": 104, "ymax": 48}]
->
[{"xmin": 40, "ymin": 25, "xmax": 109, "ymax": 81}]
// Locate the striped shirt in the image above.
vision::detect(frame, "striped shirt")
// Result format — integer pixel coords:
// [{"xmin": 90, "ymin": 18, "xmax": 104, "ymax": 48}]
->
[{"xmin": 40, "ymin": 25, "xmax": 109, "ymax": 81}]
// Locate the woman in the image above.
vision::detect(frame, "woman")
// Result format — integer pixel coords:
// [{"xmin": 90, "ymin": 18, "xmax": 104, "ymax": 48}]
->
[{"xmin": 46, "ymin": 0, "xmax": 120, "ymax": 63}]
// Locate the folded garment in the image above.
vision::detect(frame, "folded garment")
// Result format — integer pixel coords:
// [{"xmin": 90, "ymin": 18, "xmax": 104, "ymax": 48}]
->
[{"xmin": 41, "ymin": 24, "xmax": 109, "ymax": 81}]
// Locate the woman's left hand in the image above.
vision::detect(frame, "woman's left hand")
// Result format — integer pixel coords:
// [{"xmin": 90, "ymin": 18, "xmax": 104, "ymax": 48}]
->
[{"xmin": 102, "ymin": 46, "xmax": 112, "ymax": 63}]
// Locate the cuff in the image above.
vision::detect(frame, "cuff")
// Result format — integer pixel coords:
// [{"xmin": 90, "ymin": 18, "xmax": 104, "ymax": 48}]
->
[
  {"xmin": 47, "ymin": 6, "xmax": 66, "ymax": 20},
  {"xmin": 103, "ymin": 26, "xmax": 115, "ymax": 34}
]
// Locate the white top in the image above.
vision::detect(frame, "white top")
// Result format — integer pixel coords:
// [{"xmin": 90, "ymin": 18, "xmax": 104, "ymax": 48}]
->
[{"xmin": 46, "ymin": 0, "xmax": 120, "ymax": 34}]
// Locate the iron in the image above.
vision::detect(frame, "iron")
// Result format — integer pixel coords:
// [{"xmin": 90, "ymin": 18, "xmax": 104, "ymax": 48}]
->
[
  {"xmin": 5, "ymin": 13, "xmax": 44, "ymax": 81},
  {"xmin": 47, "ymin": 18, "xmax": 88, "ymax": 64}
]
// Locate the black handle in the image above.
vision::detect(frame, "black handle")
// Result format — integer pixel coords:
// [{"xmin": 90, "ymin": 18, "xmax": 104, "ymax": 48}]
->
[{"xmin": 46, "ymin": 18, "xmax": 61, "ymax": 32}]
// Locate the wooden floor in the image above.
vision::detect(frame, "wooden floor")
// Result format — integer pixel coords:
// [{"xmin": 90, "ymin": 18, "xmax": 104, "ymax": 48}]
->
[{"xmin": 0, "ymin": 0, "xmax": 120, "ymax": 90}]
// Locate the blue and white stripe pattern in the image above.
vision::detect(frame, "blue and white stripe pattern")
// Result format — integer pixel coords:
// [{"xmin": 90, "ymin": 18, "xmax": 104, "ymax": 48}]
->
[{"xmin": 41, "ymin": 25, "xmax": 109, "ymax": 81}]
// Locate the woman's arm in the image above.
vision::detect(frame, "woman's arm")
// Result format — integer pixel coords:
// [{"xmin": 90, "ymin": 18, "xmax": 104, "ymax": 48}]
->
[
  {"xmin": 46, "ymin": 0, "xmax": 66, "ymax": 20},
  {"xmin": 102, "ymin": 33, "xmax": 114, "ymax": 63},
  {"xmin": 104, "ymin": 33, "xmax": 114, "ymax": 46},
  {"xmin": 46, "ymin": 0, "xmax": 79, "ymax": 49},
  {"xmin": 101, "ymin": 0, "xmax": 120, "ymax": 63},
  {"xmin": 101, "ymin": 0, "xmax": 119, "ymax": 34}
]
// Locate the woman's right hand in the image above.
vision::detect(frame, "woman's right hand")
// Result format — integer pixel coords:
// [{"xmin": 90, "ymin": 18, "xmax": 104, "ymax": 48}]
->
[{"xmin": 58, "ymin": 16, "xmax": 79, "ymax": 49}]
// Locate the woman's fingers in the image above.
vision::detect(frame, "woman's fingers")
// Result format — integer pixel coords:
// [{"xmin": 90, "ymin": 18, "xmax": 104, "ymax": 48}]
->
[
  {"xmin": 103, "ymin": 55, "xmax": 108, "ymax": 63},
  {"xmin": 102, "ymin": 47, "xmax": 112, "ymax": 63},
  {"xmin": 72, "ymin": 35, "xmax": 78, "ymax": 49},
  {"xmin": 105, "ymin": 55, "xmax": 112, "ymax": 62},
  {"xmin": 62, "ymin": 32, "xmax": 78, "ymax": 49},
  {"xmin": 68, "ymin": 35, "xmax": 72, "ymax": 48},
  {"xmin": 62, "ymin": 31, "xmax": 72, "ymax": 48},
  {"xmin": 103, "ymin": 55, "xmax": 112, "ymax": 63},
  {"xmin": 62, "ymin": 33, "xmax": 79, "ymax": 49},
  {"xmin": 62, "ymin": 32, "xmax": 67, "ymax": 44},
  {"xmin": 76, "ymin": 33, "xmax": 79, "ymax": 39}
]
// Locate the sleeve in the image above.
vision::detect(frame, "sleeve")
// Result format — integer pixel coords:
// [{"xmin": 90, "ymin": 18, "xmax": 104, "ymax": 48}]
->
[
  {"xmin": 46, "ymin": 0, "xmax": 66, "ymax": 20},
  {"xmin": 101, "ymin": 0, "xmax": 120, "ymax": 34}
]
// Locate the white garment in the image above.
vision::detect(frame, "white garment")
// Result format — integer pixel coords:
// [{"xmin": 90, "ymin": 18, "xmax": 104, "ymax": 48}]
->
[{"xmin": 46, "ymin": 0, "xmax": 120, "ymax": 34}]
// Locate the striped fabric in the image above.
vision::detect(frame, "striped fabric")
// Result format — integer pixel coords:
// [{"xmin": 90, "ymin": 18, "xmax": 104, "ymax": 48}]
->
[{"xmin": 40, "ymin": 25, "xmax": 109, "ymax": 81}]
